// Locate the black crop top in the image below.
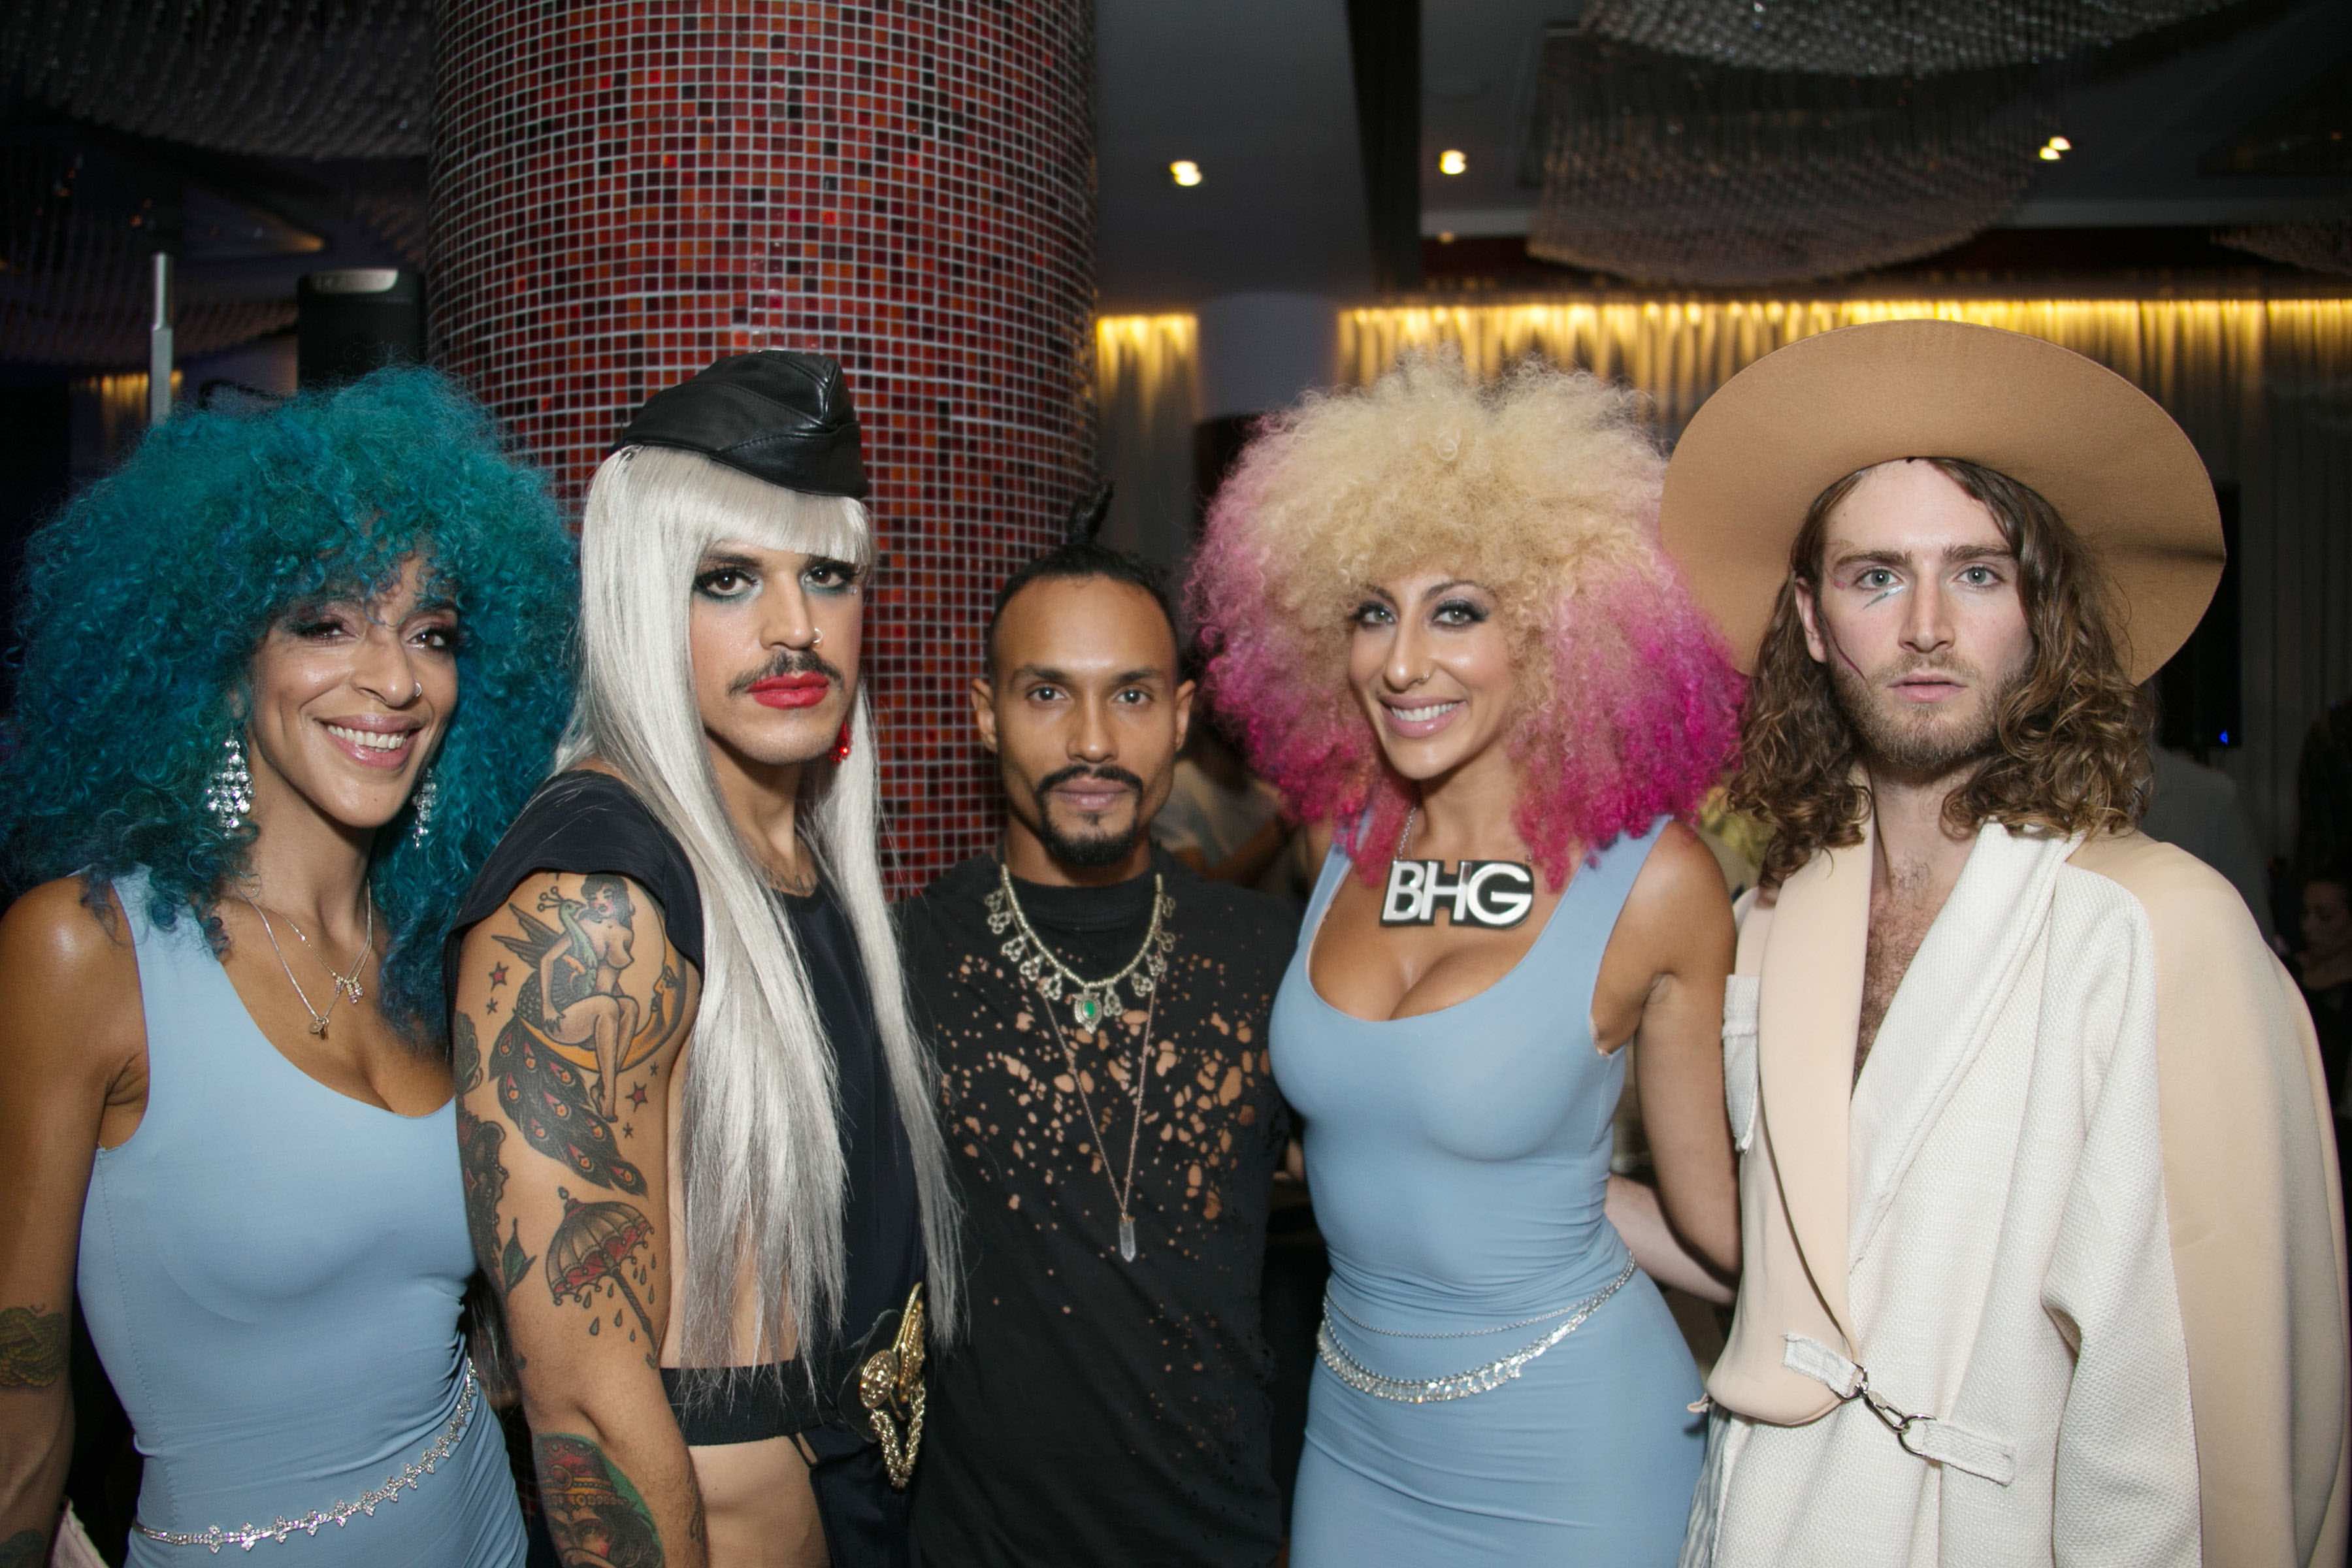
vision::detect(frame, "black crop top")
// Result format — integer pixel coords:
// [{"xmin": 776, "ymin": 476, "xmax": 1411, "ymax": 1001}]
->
[{"xmin": 444, "ymin": 772, "xmax": 925, "ymax": 1452}]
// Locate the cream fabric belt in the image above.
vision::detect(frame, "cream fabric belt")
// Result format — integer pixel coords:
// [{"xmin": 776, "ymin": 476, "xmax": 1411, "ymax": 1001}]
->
[{"xmin": 1783, "ymin": 1335, "xmax": 2017, "ymax": 1485}]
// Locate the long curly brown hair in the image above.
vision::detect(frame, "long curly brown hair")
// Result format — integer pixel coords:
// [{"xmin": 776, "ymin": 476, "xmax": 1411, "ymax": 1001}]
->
[{"xmin": 1732, "ymin": 457, "xmax": 2151, "ymax": 888}]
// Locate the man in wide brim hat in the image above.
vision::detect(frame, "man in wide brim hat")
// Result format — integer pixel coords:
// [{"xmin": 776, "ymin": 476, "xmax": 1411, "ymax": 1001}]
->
[{"xmin": 1657, "ymin": 319, "xmax": 2347, "ymax": 1568}]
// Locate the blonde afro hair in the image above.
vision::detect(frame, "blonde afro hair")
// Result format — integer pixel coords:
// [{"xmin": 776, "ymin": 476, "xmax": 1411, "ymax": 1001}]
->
[{"xmin": 1188, "ymin": 351, "xmax": 1742, "ymax": 887}]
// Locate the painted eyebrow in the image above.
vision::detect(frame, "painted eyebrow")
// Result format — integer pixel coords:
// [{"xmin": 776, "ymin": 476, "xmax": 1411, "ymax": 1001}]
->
[
  {"xmin": 1418, "ymin": 578, "xmax": 1482, "ymax": 601},
  {"xmin": 1354, "ymin": 580, "xmax": 1484, "ymax": 603}
]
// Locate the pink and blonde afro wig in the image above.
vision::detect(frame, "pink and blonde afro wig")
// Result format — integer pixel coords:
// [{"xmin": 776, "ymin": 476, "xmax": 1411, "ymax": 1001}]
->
[{"xmin": 1187, "ymin": 352, "xmax": 1742, "ymax": 889}]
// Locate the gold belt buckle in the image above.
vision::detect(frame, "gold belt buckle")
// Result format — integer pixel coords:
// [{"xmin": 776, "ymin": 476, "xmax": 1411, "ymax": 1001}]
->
[{"xmin": 857, "ymin": 1282, "xmax": 928, "ymax": 1489}]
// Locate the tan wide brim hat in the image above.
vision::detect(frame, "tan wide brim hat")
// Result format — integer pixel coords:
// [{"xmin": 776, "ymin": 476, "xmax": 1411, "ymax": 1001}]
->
[{"xmin": 1658, "ymin": 319, "xmax": 2224, "ymax": 681}]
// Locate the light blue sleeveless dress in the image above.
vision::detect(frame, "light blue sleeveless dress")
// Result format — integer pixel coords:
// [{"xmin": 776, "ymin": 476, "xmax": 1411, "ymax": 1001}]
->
[
  {"xmin": 76, "ymin": 873, "xmax": 525, "ymax": 1565},
  {"xmin": 1274, "ymin": 819, "xmax": 1705, "ymax": 1565}
]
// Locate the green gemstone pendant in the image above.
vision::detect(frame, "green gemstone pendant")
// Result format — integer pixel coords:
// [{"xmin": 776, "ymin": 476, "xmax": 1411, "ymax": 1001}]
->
[{"xmin": 1071, "ymin": 992, "xmax": 1103, "ymax": 1030}]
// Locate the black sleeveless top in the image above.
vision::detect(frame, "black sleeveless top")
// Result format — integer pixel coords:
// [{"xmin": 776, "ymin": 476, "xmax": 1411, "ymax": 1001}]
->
[{"xmin": 446, "ymin": 772, "xmax": 925, "ymax": 1561}]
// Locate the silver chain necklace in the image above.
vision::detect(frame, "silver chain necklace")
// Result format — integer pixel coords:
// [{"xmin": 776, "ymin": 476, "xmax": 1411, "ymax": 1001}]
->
[
  {"xmin": 985, "ymin": 866, "xmax": 1174, "ymax": 1030},
  {"xmin": 1035, "ymin": 971, "xmax": 1162, "ymax": 1262}
]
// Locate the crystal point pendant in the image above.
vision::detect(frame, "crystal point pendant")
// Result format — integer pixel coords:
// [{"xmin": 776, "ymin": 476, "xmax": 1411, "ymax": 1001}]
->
[
  {"xmin": 1071, "ymin": 992, "xmax": 1103, "ymax": 1030},
  {"xmin": 1118, "ymin": 1215, "xmax": 1137, "ymax": 1262}
]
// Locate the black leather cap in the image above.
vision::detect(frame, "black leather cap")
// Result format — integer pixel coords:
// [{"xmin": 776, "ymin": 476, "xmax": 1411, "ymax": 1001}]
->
[{"xmin": 615, "ymin": 350, "xmax": 868, "ymax": 499}]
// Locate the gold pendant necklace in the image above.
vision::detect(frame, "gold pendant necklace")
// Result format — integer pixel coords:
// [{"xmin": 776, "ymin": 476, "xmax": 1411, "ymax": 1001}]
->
[{"xmin": 237, "ymin": 887, "xmax": 374, "ymax": 1037}]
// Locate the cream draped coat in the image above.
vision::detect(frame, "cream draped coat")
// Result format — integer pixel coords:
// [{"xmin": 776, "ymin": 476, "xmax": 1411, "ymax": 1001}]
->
[{"xmin": 1682, "ymin": 821, "xmax": 2347, "ymax": 1567}]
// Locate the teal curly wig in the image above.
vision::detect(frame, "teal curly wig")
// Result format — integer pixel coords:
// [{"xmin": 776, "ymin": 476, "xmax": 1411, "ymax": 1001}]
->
[{"xmin": 0, "ymin": 367, "xmax": 577, "ymax": 1044}]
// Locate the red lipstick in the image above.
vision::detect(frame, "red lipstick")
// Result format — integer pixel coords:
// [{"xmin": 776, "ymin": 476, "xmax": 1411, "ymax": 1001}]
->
[{"xmin": 748, "ymin": 673, "xmax": 830, "ymax": 709}]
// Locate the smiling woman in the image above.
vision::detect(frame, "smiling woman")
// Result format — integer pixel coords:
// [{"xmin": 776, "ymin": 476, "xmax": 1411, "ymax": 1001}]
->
[
  {"xmin": 1190, "ymin": 352, "xmax": 1746, "ymax": 1567},
  {"xmin": 0, "ymin": 368, "xmax": 575, "ymax": 1566}
]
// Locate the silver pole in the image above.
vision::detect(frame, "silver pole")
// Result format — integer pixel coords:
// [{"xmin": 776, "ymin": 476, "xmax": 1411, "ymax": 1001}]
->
[{"xmin": 148, "ymin": 252, "xmax": 174, "ymax": 426}]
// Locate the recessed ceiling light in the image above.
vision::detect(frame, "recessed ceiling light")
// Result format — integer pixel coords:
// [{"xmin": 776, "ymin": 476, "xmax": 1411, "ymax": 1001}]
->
[
  {"xmin": 2038, "ymin": 145, "xmax": 2061, "ymax": 161},
  {"xmin": 1439, "ymin": 149, "xmax": 1468, "ymax": 176},
  {"xmin": 1169, "ymin": 160, "xmax": 1202, "ymax": 187},
  {"xmin": 2048, "ymin": 135, "xmax": 2072, "ymax": 152}
]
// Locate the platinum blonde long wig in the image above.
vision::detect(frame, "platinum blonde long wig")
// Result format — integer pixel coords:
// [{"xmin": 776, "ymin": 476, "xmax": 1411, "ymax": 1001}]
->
[{"xmin": 561, "ymin": 444, "xmax": 960, "ymax": 1371}]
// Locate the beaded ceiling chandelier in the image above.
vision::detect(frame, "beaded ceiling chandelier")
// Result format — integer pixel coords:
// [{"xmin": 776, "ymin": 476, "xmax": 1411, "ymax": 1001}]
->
[
  {"xmin": 1, "ymin": 0, "xmax": 434, "ymax": 158},
  {"xmin": 1579, "ymin": 0, "xmax": 2245, "ymax": 78},
  {"xmin": 0, "ymin": 146, "xmax": 297, "ymax": 367},
  {"xmin": 1528, "ymin": 34, "xmax": 2056, "ymax": 287},
  {"xmin": 2216, "ymin": 219, "xmax": 2352, "ymax": 279}
]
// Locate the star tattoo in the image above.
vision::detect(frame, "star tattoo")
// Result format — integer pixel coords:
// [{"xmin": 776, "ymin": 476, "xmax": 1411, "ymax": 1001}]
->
[
  {"xmin": 627, "ymin": 1081, "xmax": 649, "ymax": 1109},
  {"xmin": 489, "ymin": 962, "xmax": 510, "ymax": 988},
  {"xmin": 485, "ymin": 998, "xmax": 500, "ymax": 1014}
]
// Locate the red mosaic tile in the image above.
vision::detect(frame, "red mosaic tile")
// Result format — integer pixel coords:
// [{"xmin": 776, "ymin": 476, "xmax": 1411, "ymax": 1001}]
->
[{"xmin": 432, "ymin": 0, "xmax": 1096, "ymax": 893}]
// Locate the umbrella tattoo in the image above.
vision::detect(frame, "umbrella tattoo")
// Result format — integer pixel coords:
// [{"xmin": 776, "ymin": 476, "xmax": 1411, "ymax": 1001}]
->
[{"xmin": 548, "ymin": 1187, "xmax": 659, "ymax": 1354}]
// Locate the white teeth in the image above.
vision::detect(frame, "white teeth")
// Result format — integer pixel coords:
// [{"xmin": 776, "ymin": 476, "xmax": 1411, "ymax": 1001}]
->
[
  {"xmin": 1389, "ymin": 701, "xmax": 1462, "ymax": 722},
  {"xmin": 326, "ymin": 723, "xmax": 412, "ymax": 753}
]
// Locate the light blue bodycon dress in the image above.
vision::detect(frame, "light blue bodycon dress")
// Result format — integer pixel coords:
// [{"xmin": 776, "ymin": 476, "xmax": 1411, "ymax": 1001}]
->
[
  {"xmin": 76, "ymin": 873, "xmax": 525, "ymax": 1565},
  {"xmin": 1273, "ymin": 820, "xmax": 1705, "ymax": 1566}
]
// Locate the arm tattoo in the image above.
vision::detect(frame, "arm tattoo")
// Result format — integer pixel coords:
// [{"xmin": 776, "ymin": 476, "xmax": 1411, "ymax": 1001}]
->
[
  {"xmin": 534, "ymin": 1433, "xmax": 665, "ymax": 1568},
  {"xmin": 0, "ymin": 1306, "xmax": 66, "ymax": 1389},
  {"xmin": 455, "ymin": 1015, "xmax": 538, "ymax": 1297},
  {"xmin": 482, "ymin": 887, "xmax": 691, "ymax": 1195},
  {"xmin": 547, "ymin": 1190, "xmax": 660, "ymax": 1366},
  {"xmin": 0, "ymin": 1530, "xmax": 46, "ymax": 1568}
]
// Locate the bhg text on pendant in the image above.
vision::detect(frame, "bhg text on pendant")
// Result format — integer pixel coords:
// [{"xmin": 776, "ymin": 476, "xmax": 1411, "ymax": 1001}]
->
[{"xmin": 1118, "ymin": 1215, "xmax": 1138, "ymax": 1262}]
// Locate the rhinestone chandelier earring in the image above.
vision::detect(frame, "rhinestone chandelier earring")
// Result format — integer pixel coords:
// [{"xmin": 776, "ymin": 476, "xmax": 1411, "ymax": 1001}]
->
[
  {"xmin": 203, "ymin": 732, "xmax": 253, "ymax": 834},
  {"xmin": 409, "ymin": 770, "xmax": 439, "ymax": 847}
]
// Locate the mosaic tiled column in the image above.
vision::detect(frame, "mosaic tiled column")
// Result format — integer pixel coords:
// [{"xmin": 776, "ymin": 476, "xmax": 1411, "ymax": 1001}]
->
[{"xmin": 431, "ymin": 1, "xmax": 1095, "ymax": 890}]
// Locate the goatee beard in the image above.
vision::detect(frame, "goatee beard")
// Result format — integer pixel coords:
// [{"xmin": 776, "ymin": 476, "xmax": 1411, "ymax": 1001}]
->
[
  {"xmin": 1828, "ymin": 653, "xmax": 2019, "ymax": 785},
  {"xmin": 1031, "ymin": 765, "xmax": 1149, "ymax": 869}
]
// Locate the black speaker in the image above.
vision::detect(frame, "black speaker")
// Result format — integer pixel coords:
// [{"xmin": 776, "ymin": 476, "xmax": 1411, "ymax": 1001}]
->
[
  {"xmin": 2157, "ymin": 482, "xmax": 2242, "ymax": 753},
  {"xmin": 297, "ymin": 269, "xmax": 425, "ymax": 387}
]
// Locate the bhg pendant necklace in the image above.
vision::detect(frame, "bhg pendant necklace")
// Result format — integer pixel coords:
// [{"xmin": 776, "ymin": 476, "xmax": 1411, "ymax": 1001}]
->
[
  {"xmin": 1379, "ymin": 807, "xmax": 1537, "ymax": 930},
  {"xmin": 985, "ymin": 865, "xmax": 1175, "ymax": 1030}
]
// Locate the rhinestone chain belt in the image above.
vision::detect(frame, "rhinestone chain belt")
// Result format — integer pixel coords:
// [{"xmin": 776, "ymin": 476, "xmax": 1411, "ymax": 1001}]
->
[
  {"xmin": 1315, "ymin": 1260, "xmax": 1639, "ymax": 1404},
  {"xmin": 132, "ymin": 1364, "xmax": 480, "ymax": 1553}
]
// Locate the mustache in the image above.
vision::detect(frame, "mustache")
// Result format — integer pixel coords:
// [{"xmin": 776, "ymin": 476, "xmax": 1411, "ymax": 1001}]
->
[
  {"xmin": 727, "ymin": 649, "xmax": 847, "ymax": 694},
  {"xmin": 1035, "ymin": 764, "xmax": 1145, "ymax": 798}
]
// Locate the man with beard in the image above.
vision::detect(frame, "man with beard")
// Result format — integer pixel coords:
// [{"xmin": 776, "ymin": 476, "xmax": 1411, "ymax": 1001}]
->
[
  {"xmin": 900, "ymin": 541, "xmax": 1297, "ymax": 1568},
  {"xmin": 448, "ymin": 352, "xmax": 961, "ymax": 1568},
  {"xmin": 1659, "ymin": 320, "xmax": 2347, "ymax": 1567}
]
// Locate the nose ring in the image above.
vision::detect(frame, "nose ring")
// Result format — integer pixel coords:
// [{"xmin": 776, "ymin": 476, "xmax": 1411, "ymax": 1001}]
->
[
  {"xmin": 410, "ymin": 679, "xmax": 423, "ymax": 701},
  {"xmin": 811, "ymin": 628, "xmax": 824, "ymax": 647}
]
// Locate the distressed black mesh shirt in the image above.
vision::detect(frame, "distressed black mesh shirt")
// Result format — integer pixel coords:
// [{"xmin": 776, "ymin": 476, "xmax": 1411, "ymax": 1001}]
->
[{"xmin": 901, "ymin": 850, "xmax": 1295, "ymax": 1568}]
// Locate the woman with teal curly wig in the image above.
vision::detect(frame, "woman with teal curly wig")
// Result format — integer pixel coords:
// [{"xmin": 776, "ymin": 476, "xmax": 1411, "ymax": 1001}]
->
[{"xmin": 0, "ymin": 367, "xmax": 572, "ymax": 1565}]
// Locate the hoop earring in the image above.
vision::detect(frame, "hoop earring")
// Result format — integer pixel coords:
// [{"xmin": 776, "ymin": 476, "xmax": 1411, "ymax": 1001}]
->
[
  {"xmin": 410, "ymin": 770, "xmax": 440, "ymax": 847},
  {"xmin": 203, "ymin": 732, "xmax": 253, "ymax": 834},
  {"xmin": 832, "ymin": 721, "xmax": 853, "ymax": 764}
]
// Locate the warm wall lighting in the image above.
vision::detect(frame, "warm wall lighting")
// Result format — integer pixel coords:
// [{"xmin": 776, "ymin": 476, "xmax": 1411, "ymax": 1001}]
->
[
  {"xmin": 1437, "ymin": 231, "xmax": 1457, "ymax": 244},
  {"xmin": 2048, "ymin": 135, "xmax": 2072, "ymax": 152},
  {"xmin": 1169, "ymin": 159, "xmax": 1202, "ymax": 187},
  {"xmin": 1439, "ymin": 149, "xmax": 1468, "ymax": 176},
  {"xmin": 2039, "ymin": 144, "xmax": 2062, "ymax": 161}
]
